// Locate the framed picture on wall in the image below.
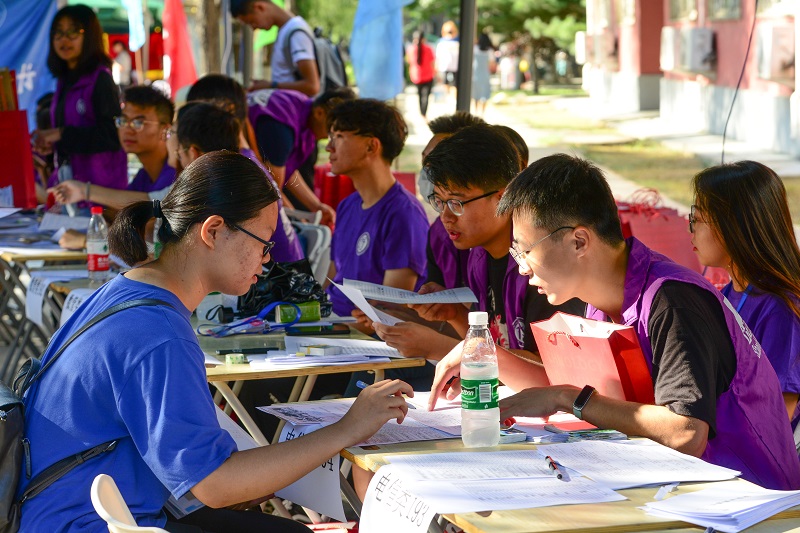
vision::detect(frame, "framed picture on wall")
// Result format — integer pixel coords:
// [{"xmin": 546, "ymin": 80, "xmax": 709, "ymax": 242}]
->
[
  {"xmin": 669, "ymin": 0, "xmax": 698, "ymax": 21},
  {"xmin": 710, "ymin": 0, "xmax": 741, "ymax": 20}
]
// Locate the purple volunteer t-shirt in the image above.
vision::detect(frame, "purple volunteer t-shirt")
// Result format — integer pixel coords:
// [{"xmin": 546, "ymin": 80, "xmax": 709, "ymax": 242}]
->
[
  {"xmin": 126, "ymin": 162, "xmax": 177, "ymax": 193},
  {"xmin": 724, "ymin": 283, "xmax": 800, "ymax": 423},
  {"xmin": 328, "ymin": 181, "xmax": 429, "ymax": 316}
]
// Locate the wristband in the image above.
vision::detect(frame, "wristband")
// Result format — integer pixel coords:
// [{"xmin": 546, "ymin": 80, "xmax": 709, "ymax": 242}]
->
[{"xmin": 572, "ymin": 385, "xmax": 596, "ymax": 420}]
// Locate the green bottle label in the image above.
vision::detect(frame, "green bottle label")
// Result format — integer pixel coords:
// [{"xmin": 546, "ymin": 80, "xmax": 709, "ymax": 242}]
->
[{"xmin": 461, "ymin": 378, "xmax": 499, "ymax": 410}]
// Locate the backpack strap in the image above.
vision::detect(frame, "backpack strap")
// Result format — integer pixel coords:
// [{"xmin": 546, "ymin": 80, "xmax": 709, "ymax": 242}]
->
[
  {"xmin": 15, "ymin": 298, "xmax": 174, "ymax": 509},
  {"xmin": 283, "ymin": 26, "xmax": 319, "ymax": 82},
  {"xmin": 16, "ymin": 298, "xmax": 171, "ymax": 396},
  {"xmin": 18, "ymin": 440, "xmax": 118, "ymax": 505}
]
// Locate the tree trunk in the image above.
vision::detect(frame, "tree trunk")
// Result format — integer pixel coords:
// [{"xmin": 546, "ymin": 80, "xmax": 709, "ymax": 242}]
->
[{"xmin": 202, "ymin": 0, "xmax": 221, "ymax": 74}]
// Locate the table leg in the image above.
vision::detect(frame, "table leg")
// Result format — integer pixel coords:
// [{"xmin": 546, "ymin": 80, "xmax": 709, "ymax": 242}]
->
[
  {"xmin": 209, "ymin": 381, "xmax": 270, "ymax": 447},
  {"xmin": 373, "ymin": 369, "xmax": 384, "ymax": 382}
]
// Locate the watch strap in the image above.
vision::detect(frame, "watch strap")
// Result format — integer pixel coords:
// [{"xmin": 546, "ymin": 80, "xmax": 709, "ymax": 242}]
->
[{"xmin": 572, "ymin": 385, "xmax": 596, "ymax": 420}]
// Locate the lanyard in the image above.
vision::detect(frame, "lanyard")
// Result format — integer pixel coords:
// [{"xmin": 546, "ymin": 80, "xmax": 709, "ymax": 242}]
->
[{"xmin": 723, "ymin": 283, "xmax": 752, "ymax": 313}]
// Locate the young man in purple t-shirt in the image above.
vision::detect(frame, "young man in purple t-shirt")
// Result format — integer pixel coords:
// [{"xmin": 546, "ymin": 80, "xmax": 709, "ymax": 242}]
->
[
  {"xmin": 324, "ymin": 99, "xmax": 429, "ymax": 324},
  {"xmin": 429, "ymin": 154, "xmax": 800, "ymax": 491}
]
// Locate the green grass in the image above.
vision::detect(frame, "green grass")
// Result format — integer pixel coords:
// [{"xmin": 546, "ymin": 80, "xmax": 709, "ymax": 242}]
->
[{"xmin": 578, "ymin": 141, "xmax": 706, "ymax": 208}]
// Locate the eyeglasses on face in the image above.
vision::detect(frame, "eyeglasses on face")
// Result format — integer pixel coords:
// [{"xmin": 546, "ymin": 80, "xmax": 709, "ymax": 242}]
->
[
  {"xmin": 427, "ymin": 190, "xmax": 499, "ymax": 217},
  {"xmin": 509, "ymin": 226, "xmax": 575, "ymax": 268},
  {"xmin": 688, "ymin": 204, "xmax": 702, "ymax": 233},
  {"xmin": 52, "ymin": 28, "xmax": 84, "ymax": 41},
  {"xmin": 114, "ymin": 116, "xmax": 161, "ymax": 132},
  {"xmin": 231, "ymin": 223, "xmax": 275, "ymax": 258}
]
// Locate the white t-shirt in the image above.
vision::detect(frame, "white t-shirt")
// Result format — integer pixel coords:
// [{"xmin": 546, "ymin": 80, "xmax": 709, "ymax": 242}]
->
[{"xmin": 272, "ymin": 16, "xmax": 316, "ymax": 83}]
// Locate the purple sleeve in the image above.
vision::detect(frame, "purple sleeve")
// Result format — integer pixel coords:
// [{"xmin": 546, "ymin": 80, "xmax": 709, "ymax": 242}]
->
[
  {"xmin": 379, "ymin": 199, "xmax": 428, "ymax": 278},
  {"xmin": 750, "ymin": 303, "xmax": 800, "ymax": 394}
]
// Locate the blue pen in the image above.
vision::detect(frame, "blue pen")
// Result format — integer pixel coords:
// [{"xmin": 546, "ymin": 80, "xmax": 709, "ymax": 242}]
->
[{"xmin": 356, "ymin": 380, "xmax": 416, "ymax": 409}]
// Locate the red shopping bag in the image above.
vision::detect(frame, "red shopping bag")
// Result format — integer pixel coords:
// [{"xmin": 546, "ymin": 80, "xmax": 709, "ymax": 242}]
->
[
  {"xmin": 0, "ymin": 110, "xmax": 36, "ymax": 208},
  {"xmin": 531, "ymin": 312, "xmax": 655, "ymax": 404},
  {"xmin": 617, "ymin": 189, "xmax": 701, "ymax": 273}
]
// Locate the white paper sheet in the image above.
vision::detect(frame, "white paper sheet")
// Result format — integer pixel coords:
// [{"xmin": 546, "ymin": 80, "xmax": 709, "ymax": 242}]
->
[
  {"xmin": 360, "ymin": 465, "xmax": 439, "ymax": 533},
  {"xmin": 274, "ymin": 422, "xmax": 347, "ymax": 522},
  {"xmin": 642, "ymin": 482, "xmax": 800, "ymax": 533},
  {"xmin": 0, "ymin": 208, "xmax": 21, "ymax": 219},
  {"xmin": 38, "ymin": 212, "xmax": 91, "ymax": 232},
  {"xmin": 0, "ymin": 186, "xmax": 13, "ymax": 208},
  {"xmin": 332, "ymin": 281, "xmax": 401, "ymax": 325},
  {"xmin": 343, "ymin": 279, "xmax": 477, "ymax": 304},
  {"xmin": 59, "ymin": 288, "xmax": 95, "ymax": 326},
  {"xmin": 249, "ymin": 354, "xmax": 391, "ymax": 368},
  {"xmin": 387, "ymin": 450, "xmax": 554, "ymax": 481},
  {"xmin": 25, "ymin": 270, "xmax": 88, "ymax": 328},
  {"xmin": 283, "ymin": 336, "xmax": 403, "ymax": 358},
  {"xmin": 537, "ymin": 439, "xmax": 740, "ymax": 489}
]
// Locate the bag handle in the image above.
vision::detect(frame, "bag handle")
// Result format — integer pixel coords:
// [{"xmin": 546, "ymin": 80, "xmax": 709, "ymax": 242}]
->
[
  {"xmin": 547, "ymin": 330, "xmax": 581, "ymax": 348},
  {"xmin": 16, "ymin": 298, "xmax": 171, "ymax": 396}
]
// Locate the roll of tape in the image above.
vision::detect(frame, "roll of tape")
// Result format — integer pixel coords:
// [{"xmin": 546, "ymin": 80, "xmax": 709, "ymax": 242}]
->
[{"xmin": 225, "ymin": 353, "xmax": 247, "ymax": 365}]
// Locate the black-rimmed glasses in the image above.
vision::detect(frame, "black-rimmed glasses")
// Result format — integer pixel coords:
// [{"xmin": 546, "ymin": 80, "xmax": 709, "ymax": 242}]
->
[
  {"xmin": 688, "ymin": 204, "xmax": 699, "ymax": 233},
  {"xmin": 509, "ymin": 226, "xmax": 575, "ymax": 268},
  {"xmin": 114, "ymin": 116, "xmax": 161, "ymax": 132},
  {"xmin": 231, "ymin": 223, "xmax": 275, "ymax": 258},
  {"xmin": 52, "ymin": 28, "xmax": 84, "ymax": 41},
  {"xmin": 427, "ymin": 190, "xmax": 498, "ymax": 216}
]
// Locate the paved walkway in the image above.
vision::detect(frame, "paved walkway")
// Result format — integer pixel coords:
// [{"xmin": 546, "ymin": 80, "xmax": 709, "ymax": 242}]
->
[{"xmin": 396, "ymin": 86, "xmax": 800, "ymax": 217}]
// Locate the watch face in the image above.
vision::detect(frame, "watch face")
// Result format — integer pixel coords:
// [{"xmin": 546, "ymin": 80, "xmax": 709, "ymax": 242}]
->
[{"xmin": 573, "ymin": 385, "xmax": 596, "ymax": 419}]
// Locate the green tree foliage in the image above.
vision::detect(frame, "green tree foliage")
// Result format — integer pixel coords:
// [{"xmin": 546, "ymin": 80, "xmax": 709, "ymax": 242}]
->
[{"xmin": 294, "ymin": 0, "xmax": 357, "ymax": 41}]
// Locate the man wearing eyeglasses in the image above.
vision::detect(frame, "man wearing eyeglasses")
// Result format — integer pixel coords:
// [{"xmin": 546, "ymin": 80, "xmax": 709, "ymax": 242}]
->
[
  {"xmin": 375, "ymin": 124, "xmax": 582, "ymax": 362},
  {"xmin": 429, "ymin": 153, "xmax": 800, "ymax": 491},
  {"xmin": 52, "ymin": 86, "xmax": 177, "ymax": 212}
]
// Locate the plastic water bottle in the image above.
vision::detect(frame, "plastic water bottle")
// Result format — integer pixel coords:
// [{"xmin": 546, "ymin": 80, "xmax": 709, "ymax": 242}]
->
[
  {"xmin": 87, "ymin": 206, "xmax": 109, "ymax": 287},
  {"xmin": 461, "ymin": 311, "xmax": 500, "ymax": 447}
]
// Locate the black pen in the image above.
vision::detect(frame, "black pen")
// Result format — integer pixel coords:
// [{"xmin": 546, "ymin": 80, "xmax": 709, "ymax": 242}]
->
[{"xmin": 546, "ymin": 455, "xmax": 564, "ymax": 480}]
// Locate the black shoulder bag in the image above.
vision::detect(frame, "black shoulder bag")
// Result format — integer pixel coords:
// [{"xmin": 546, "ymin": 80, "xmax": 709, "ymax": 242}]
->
[{"xmin": 0, "ymin": 298, "xmax": 171, "ymax": 533}]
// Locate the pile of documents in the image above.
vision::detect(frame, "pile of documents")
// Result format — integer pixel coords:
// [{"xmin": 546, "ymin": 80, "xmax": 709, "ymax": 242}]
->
[
  {"xmin": 642, "ymin": 482, "xmax": 800, "ymax": 533},
  {"xmin": 247, "ymin": 336, "xmax": 402, "ymax": 368}
]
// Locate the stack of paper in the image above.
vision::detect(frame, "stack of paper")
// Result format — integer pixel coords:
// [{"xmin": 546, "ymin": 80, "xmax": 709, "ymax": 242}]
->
[
  {"xmin": 642, "ymin": 482, "xmax": 800, "ymax": 533},
  {"xmin": 250, "ymin": 353, "xmax": 390, "ymax": 367}
]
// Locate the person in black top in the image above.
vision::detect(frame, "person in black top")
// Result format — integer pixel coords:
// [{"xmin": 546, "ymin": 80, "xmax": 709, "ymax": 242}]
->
[{"xmin": 34, "ymin": 4, "xmax": 127, "ymax": 208}]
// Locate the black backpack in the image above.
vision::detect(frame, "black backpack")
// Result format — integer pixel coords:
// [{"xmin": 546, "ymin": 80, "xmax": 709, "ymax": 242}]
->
[
  {"xmin": 284, "ymin": 26, "xmax": 348, "ymax": 94},
  {"xmin": 0, "ymin": 299, "xmax": 170, "ymax": 532}
]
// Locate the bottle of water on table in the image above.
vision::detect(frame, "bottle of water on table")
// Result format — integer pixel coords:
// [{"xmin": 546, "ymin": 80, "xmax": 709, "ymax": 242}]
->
[
  {"xmin": 87, "ymin": 206, "xmax": 109, "ymax": 287},
  {"xmin": 461, "ymin": 311, "xmax": 500, "ymax": 447}
]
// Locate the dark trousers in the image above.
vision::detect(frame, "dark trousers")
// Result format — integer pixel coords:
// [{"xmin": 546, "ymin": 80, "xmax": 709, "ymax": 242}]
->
[
  {"xmin": 165, "ymin": 506, "xmax": 309, "ymax": 533},
  {"xmin": 416, "ymin": 80, "xmax": 434, "ymax": 117}
]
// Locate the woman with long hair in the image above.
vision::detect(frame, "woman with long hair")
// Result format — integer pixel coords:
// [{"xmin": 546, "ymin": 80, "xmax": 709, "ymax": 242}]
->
[
  {"xmin": 691, "ymin": 160, "xmax": 800, "ymax": 424},
  {"xmin": 406, "ymin": 30, "xmax": 435, "ymax": 120},
  {"xmin": 18, "ymin": 151, "xmax": 411, "ymax": 532},
  {"xmin": 35, "ymin": 4, "xmax": 127, "ymax": 211}
]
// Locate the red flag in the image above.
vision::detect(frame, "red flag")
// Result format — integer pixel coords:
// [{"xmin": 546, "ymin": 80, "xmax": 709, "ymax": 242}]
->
[{"xmin": 162, "ymin": 0, "xmax": 197, "ymax": 95}]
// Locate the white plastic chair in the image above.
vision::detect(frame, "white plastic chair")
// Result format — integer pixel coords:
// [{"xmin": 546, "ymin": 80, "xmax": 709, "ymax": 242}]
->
[
  {"xmin": 292, "ymin": 222, "xmax": 332, "ymax": 284},
  {"xmin": 91, "ymin": 474, "xmax": 169, "ymax": 533}
]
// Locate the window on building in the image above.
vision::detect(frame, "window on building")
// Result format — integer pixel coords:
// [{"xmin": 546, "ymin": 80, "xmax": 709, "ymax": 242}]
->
[
  {"xmin": 669, "ymin": 0, "xmax": 698, "ymax": 20},
  {"xmin": 709, "ymin": 0, "xmax": 741, "ymax": 20}
]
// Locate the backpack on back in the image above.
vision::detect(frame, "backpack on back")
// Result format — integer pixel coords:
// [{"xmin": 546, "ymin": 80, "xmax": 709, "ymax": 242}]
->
[{"xmin": 284, "ymin": 26, "xmax": 347, "ymax": 94}]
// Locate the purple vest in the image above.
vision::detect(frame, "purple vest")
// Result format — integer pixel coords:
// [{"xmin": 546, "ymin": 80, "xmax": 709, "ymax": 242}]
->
[
  {"xmin": 247, "ymin": 89, "xmax": 317, "ymax": 180},
  {"xmin": 428, "ymin": 218, "xmax": 470, "ymax": 290},
  {"xmin": 467, "ymin": 245, "xmax": 528, "ymax": 350},
  {"xmin": 587, "ymin": 238, "xmax": 800, "ymax": 490},
  {"xmin": 240, "ymin": 148, "xmax": 304, "ymax": 263},
  {"xmin": 50, "ymin": 66, "xmax": 127, "ymax": 194}
]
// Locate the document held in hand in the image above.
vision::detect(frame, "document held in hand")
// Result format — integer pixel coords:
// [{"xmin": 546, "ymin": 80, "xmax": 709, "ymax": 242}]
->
[{"xmin": 531, "ymin": 312, "xmax": 655, "ymax": 404}]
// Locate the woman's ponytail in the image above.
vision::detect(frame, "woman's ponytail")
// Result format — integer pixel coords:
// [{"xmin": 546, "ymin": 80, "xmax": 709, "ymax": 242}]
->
[{"xmin": 108, "ymin": 200, "xmax": 157, "ymax": 266}]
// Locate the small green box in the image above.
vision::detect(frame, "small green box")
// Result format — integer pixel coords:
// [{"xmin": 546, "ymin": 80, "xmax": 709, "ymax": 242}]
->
[{"xmin": 276, "ymin": 301, "xmax": 321, "ymax": 323}]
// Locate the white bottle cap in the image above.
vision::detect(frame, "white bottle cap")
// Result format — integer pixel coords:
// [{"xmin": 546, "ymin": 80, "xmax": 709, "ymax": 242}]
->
[{"xmin": 468, "ymin": 311, "xmax": 489, "ymax": 326}]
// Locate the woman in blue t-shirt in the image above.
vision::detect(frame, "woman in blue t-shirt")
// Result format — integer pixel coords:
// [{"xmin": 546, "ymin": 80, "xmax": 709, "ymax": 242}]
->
[
  {"xmin": 19, "ymin": 151, "xmax": 412, "ymax": 533},
  {"xmin": 691, "ymin": 160, "xmax": 800, "ymax": 427}
]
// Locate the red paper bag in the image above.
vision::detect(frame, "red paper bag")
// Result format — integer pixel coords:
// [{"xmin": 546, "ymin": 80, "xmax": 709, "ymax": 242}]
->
[
  {"xmin": 0, "ymin": 110, "xmax": 36, "ymax": 208},
  {"xmin": 531, "ymin": 312, "xmax": 655, "ymax": 404}
]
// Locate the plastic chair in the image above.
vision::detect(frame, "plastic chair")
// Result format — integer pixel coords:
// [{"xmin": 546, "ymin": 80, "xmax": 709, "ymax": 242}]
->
[
  {"xmin": 90, "ymin": 474, "xmax": 169, "ymax": 533},
  {"xmin": 292, "ymin": 222, "xmax": 332, "ymax": 285}
]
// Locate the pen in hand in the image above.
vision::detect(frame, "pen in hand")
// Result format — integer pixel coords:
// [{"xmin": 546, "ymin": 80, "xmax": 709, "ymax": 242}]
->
[
  {"xmin": 546, "ymin": 455, "xmax": 564, "ymax": 480},
  {"xmin": 356, "ymin": 380, "xmax": 416, "ymax": 409}
]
